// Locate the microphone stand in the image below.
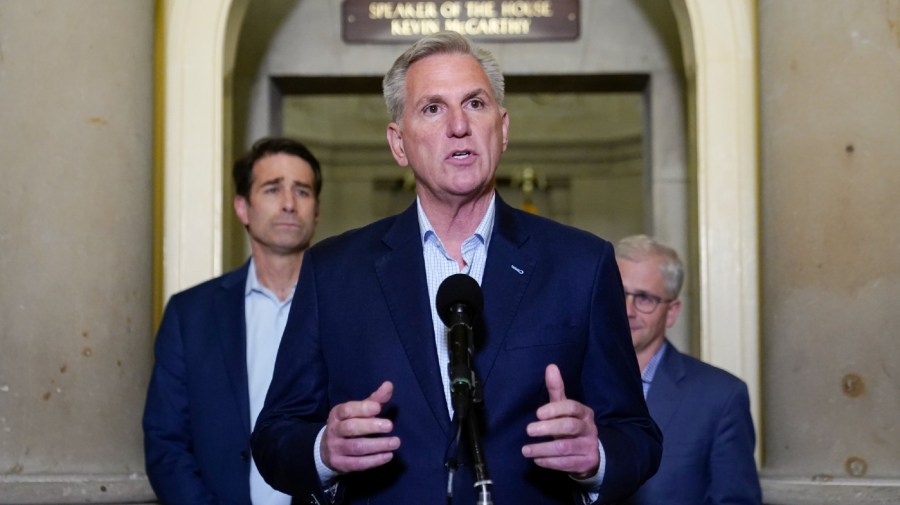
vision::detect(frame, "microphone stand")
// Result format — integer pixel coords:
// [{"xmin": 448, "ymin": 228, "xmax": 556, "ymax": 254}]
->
[
  {"xmin": 446, "ymin": 316, "xmax": 493, "ymax": 504},
  {"xmin": 437, "ymin": 276, "xmax": 492, "ymax": 504},
  {"xmin": 466, "ymin": 380, "xmax": 492, "ymax": 505}
]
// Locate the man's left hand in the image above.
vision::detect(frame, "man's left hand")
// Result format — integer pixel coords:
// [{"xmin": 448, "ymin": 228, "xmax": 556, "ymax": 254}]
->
[{"xmin": 521, "ymin": 363, "xmax": 600, "ymax": 479}]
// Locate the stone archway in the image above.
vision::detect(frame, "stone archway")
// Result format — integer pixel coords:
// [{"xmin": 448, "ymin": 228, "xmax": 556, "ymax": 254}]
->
[
  {"xmin": 669, "ymin": 0, "xmax": 760, "ymax": 458},
  {"xmin": 157, "ymin": 0, "xmax": 248, "ymax": 306},
  {"xmin": 159, "ymin": 0, "xmax": 759, "ymax": 454}
]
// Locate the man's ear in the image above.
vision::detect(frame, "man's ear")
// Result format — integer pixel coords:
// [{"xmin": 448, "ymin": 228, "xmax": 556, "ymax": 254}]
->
[
  {"xmin": 665, "ymin": 299, "xmax": 682, "ymax": 329},
  {"xmin": 500, "ymin": 108, "xmax": 510, "ymax": 152},
  {"xmin": 387, "ymin": 123, "xmax": 409, "ymax": 167},
  {"xmin": 234, "ymin": 195, "xmax": 250, "ymax": 226}
]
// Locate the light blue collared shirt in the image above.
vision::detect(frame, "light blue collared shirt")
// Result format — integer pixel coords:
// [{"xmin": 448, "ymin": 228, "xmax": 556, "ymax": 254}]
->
[
  {"xmin": 418, "ymin": 195, "xmax": 494, "ymax": 416},
  {"xmin": 641, "ymin": 341, "xmax": 668, "ymax": 399},
  {"xmin": 245, "ymin": 259, "xmax": 293, "ymax": 505}
]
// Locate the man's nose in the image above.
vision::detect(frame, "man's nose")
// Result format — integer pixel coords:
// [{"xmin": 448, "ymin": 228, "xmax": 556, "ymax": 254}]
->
[
  {"xmin": 281, "ymin": 192, "xmax": 296, "ymax": 212},
  {"xmin": 447, "ymin": 107, "xmax": 471, "ymax": 137}
]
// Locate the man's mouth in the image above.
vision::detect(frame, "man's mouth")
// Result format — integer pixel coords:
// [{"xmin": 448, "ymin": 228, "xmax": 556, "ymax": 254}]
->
[{"xmin": 451, "ymin": 150, "xmax": 472, "ymax": 159}]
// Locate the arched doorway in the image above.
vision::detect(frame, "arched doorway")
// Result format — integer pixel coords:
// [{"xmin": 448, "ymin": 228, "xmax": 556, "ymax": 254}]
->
[{"xmin": 157, "ymin": 0, "xmax": 760, "ymax": 461}]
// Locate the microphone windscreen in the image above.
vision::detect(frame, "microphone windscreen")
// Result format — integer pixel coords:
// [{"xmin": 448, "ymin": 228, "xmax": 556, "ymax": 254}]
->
[{"xmin": 435, "ymin": 274, "xmax": 484, "ymax": 326}]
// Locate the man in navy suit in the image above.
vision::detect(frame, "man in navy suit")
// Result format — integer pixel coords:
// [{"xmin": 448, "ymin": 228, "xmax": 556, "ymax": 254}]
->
[
  {"xmin": 143, "ymin": 137, "xmax": 322, "ymax": 505},
  {"xmin": 251, "ymin": 32, "xmax": 661, "ymax": 504},
  {"xmin": 615, "ymin": 235, "xmax": 761, "ymax": 505}
]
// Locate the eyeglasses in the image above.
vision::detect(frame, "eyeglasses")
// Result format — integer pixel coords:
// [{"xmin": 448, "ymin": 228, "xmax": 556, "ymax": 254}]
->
[{"xmin": 624, "ymin": 291, "xmax": 671, "ymax": 314}]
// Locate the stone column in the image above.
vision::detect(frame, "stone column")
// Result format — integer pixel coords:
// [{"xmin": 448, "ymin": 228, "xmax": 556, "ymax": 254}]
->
[{"xmin": 0, "ymin": 1, "xmax": 156, "ymax": 502}]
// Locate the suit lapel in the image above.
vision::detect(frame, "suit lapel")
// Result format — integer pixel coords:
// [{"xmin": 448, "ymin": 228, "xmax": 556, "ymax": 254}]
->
[
  {"xmin": 477, "ymin": 198, "xmax": 534, "ymax": 385},
  {"xmin": 216, "ymin": 262, "xmax": 252, "ymax": 437},
  {"xmin": 376, "ymin": 205, "xmax": 453, "ymax": 435},
  {"xmin": 646, "ymin": 342, "xmax": 686, "ymax": 432}
]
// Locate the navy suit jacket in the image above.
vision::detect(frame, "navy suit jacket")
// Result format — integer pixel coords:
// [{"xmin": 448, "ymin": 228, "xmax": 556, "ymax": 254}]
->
[
  {"xmin": 143, "ymin": 262, "xmax": 262, "ymax": 505},
  {"xmin": 624, "ymin": 342, "xmax": 761, "ymax": 505},
  {"xmin": 252, "ymin": 197, "xmax": 662, "ymax": 504}
]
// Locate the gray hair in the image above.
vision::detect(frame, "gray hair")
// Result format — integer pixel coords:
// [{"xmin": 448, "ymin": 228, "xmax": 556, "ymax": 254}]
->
[
  {"xmin": 616, "ymin": 234, "xmax": 685, "ymax": 300},
  {"xmin": 382, "ymin": 31, "xmax": 505, "ymax": 124}
]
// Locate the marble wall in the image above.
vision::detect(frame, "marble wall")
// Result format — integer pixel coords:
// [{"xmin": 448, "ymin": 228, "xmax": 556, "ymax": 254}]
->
[
  {"xmin": 0, "ymin": 0, "xmax": 156, "ymax": 502},
  {"xmin": 759, "ymin": 0, "xmax": 900, "ymax": 501}
]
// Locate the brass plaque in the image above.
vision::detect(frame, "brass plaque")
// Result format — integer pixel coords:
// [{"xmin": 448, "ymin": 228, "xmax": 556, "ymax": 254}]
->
[{"xmin": 342, "ymin": 1, "xmax": 579, "ymax": 43}]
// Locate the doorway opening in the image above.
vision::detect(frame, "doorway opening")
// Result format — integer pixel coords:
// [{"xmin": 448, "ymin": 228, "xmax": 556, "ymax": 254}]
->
[{"xmin": 256, "ymin": 75, "xmax": 650, "ymax": 254}]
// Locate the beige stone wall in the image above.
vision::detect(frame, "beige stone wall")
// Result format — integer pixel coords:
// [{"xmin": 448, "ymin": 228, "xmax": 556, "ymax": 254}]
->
[
  {"xmin": 0, "ymin": 0, "xmax": 156, "ymax": 502},
  {"xmin": 759, "ymin": 0, "xmax": 900, "ymax": 499}
]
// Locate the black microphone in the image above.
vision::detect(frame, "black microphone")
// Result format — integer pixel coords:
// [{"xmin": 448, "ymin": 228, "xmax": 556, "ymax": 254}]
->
[{"xmin": 436, "ymin": 274, "xmax": 484, "ymax": 419}]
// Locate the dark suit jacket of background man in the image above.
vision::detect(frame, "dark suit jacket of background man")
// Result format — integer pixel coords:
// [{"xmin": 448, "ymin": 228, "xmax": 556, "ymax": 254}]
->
[
  {"xmin": 251, "ymin": 196, "xmax": 662, "ymax": 504},
  {"xmin": 143, "ymin": 262, "xmax": 299, "ymax": 505},
  {"xmin": 624, "ymin": 341, "xmax": 761, "ymax": 505}
]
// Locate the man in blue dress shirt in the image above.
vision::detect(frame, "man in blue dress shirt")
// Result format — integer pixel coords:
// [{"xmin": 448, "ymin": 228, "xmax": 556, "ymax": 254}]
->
[{"xmin": 143, "ymin": 137, "xmax": 322, "ymax": 505}]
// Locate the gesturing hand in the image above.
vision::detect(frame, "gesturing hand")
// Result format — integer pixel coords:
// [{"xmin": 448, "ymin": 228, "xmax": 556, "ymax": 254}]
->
[
  {"xmin": 521, "ymin": 364, "xmax": 600, "ymax": 479},
  {"xmin": 321, "ymin": 381, "xmax": 401, "ymax": 474}
]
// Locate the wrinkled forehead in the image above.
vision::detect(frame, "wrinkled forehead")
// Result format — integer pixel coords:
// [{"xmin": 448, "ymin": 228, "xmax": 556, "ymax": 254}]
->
[{"xmin": 405, "ymin": 53, "xmax": 494, "ymax": 100}]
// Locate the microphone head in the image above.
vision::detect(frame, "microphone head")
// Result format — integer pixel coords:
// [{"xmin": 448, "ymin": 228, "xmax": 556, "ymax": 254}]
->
[{"xmin": 436, "ymin": 274, "xmax": 484, "ymax": 326}]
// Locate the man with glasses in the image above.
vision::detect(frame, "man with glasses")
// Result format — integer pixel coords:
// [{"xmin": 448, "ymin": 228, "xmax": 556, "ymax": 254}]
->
[{"xmin": 616, "ymin": 235, "xmax": 761, "ymax": 505}]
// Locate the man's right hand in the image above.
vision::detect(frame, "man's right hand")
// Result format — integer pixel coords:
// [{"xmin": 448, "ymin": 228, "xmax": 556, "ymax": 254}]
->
[{"xmin": 321, "ymin": 381, "xmax": 401, "ymax": 473}]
